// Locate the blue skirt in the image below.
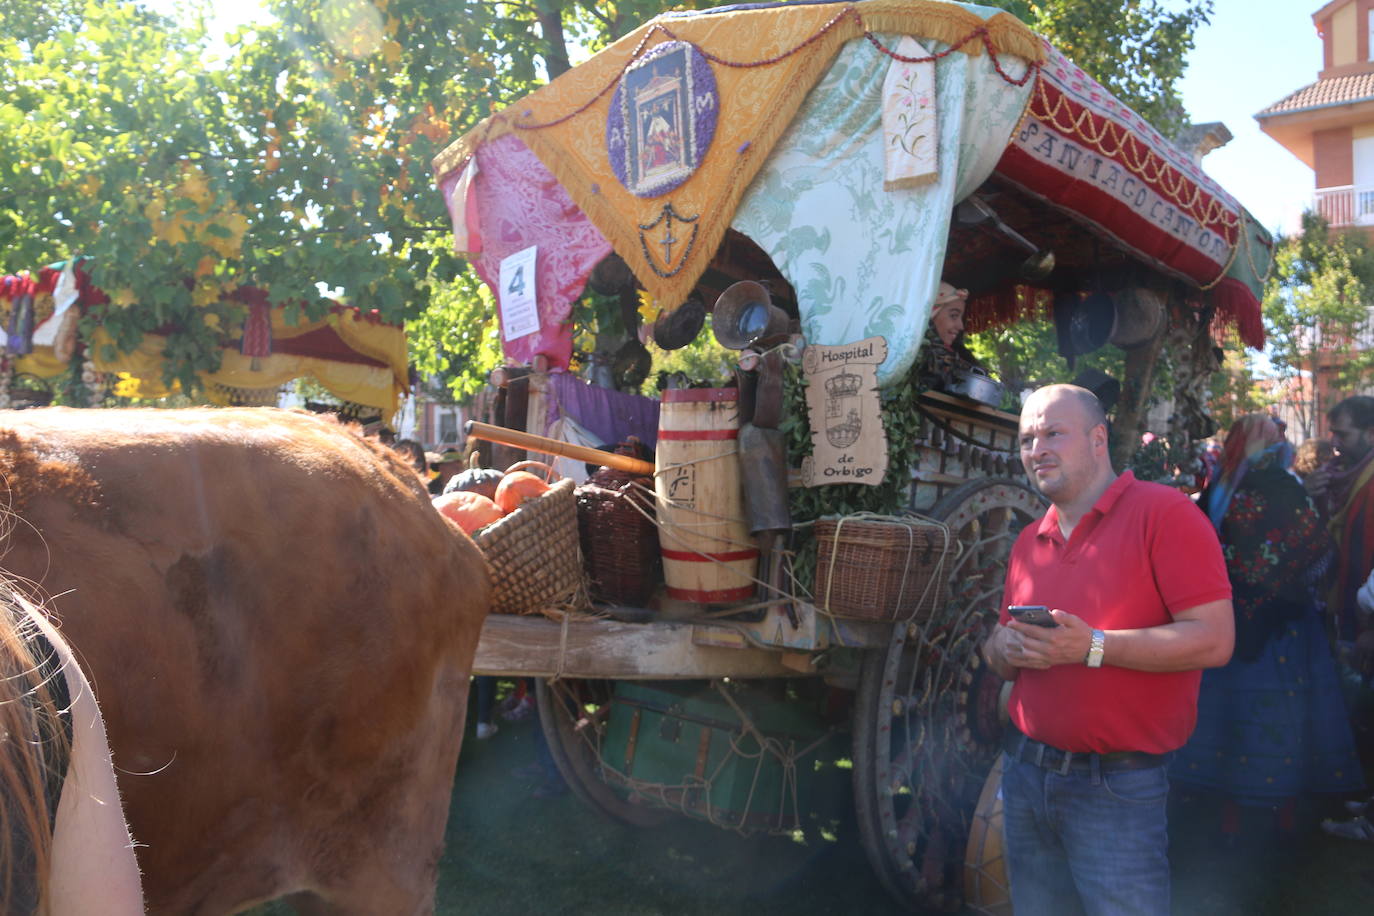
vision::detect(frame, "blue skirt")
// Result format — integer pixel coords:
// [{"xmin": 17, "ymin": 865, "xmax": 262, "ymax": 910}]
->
[{"xmin": 1171, "ymin": 608, "xmax": 1365, "ymax": 804}]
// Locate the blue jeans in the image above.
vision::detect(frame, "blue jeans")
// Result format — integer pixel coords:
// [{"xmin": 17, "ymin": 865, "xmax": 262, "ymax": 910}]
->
[{"xmin": 1001, "ymin": 752, "xmax": 1171, "ymax": 916}]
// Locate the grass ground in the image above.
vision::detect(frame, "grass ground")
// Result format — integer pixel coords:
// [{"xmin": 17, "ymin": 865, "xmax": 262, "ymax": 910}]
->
[
  {"xmin": 430, "ymin": 684, "xmax": 1374, "ymax": 916},
  {"xmin": 257, "ymin": 682, "xmax": 1374, "ymax": 914}
]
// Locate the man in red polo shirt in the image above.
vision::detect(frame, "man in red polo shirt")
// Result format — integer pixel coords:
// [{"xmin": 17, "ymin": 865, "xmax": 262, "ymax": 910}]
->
[{"xmin": 982, "ymin": 384, "xmax": 1233, "ymax": 916}]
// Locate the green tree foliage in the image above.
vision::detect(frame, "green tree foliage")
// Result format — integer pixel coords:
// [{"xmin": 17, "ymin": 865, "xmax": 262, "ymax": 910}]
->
[
  {"xmin": 0, "ymin": 0, "xmax": 711, "ymax": 397},
  {"xmin": 986, "ymin": 0, "xmax": 1212, "ymax": 136},
  {"xmin": 1206, "ymin": 329, "xmax": 1268, "ymax": 430},
  {"xmin": 1263, "ymin": 212, "xmax": 1374, "ymax": 439},
  {"xmin": 0, "ymin": 0, "xmax": 1213, "ymax": 401},
  {"xmin": 0, "ymin": 1, "xmax": 231, "ymax": 386},
  {"xmin": 407, "ymin": 265, "xmax": 504, "ymax": 403}
]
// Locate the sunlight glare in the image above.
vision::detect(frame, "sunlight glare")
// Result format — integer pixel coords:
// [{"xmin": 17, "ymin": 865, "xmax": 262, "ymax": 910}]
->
[{"xmin": 320, "ymin": 0, "xmax": 383, "ymax": 60}]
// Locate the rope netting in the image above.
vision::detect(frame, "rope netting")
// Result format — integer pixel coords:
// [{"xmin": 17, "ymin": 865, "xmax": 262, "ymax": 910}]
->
[{"xmin": 551, "ymin": 676, "xmax": 837, "ymax": 837}]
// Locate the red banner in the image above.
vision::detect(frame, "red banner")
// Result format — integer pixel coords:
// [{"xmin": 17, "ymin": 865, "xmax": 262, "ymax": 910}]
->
[{"xmin": 995, "ymin": 43, "xmax": 1245, "ymax": 292}]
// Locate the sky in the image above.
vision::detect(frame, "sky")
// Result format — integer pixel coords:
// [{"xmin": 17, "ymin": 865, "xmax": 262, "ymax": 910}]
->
[{"xmin": 1179, "ymin": 0, "xmax": 1324, "ymax": 238}]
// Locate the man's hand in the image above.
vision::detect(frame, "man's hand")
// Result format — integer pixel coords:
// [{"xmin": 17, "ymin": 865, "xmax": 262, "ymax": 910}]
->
[
  {"xmin": 981, "ymin": 624, "xmax": 1021, "ymax": 680},
  {"xmin": 1305, "ymin": 465, "xmax": 1332, "ymax": 502},
  {"xmin": 1005, "ymin": 609, "xmax": 1095, "ymax": 669}
]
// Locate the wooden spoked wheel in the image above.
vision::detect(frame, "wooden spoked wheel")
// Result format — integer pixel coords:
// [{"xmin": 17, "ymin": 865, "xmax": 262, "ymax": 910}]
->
[
  {"xmin": 852, "ymin": 478, "xmax": 1044, "ymax": 911},
  {"xmin": 534, "ymin": 677, "xmax": 668, "ymax": 828}
]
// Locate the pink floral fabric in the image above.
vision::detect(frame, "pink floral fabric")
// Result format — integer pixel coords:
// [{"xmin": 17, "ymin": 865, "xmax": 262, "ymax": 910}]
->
[{"xmin": 452, "ymin": 134, "xmax": 612, "ymax": 369}]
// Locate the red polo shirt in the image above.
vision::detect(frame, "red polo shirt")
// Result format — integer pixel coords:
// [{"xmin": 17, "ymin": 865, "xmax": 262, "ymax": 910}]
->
[{"xmin": 1000, "ymin": 471, "xmax": 1231, "ymax": 754}]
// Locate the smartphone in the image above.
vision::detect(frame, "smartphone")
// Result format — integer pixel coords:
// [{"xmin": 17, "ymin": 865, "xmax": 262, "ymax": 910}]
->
[{"xmin": 1007, "ymin": 604, "xmax": 1058, "ymax": 628}]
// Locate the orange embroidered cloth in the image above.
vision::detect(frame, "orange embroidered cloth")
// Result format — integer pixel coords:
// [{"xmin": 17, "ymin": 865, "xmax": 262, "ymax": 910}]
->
[{"xmin": 433, "ymin": 0, "xmax": 1043, "ymax": 312}]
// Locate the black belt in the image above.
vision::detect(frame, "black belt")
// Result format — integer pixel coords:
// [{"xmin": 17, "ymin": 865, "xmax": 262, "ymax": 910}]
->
[{"xmin": 1003, "ymin": 730, "xmax": 1170, "ymax": 775}]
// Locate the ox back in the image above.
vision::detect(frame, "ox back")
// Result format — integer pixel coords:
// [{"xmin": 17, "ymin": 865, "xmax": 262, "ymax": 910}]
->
[{"xmin": 0, "ymin": 407, "xmax": 490, "ymax": 915}]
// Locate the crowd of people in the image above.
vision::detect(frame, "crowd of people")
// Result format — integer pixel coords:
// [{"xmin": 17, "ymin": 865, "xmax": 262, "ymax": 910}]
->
[{"xmin": 985, "ymin": 386, "xmax": 1374, "ymax": 915}]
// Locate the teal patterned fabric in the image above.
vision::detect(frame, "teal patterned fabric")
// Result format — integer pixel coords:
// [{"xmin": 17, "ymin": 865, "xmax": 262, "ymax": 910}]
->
[{"xmin": 732, "ymin": 34, "xmax": 1034, "ymax": 386}]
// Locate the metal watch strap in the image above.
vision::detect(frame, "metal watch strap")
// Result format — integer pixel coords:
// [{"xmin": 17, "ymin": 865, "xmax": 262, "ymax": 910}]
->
[{"xmin": 1085, "ymin": 629, "xmax": 1106, "ymax": 668}]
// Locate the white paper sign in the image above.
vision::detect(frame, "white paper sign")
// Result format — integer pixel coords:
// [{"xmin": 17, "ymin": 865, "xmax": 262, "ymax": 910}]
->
[{"xmin": 498, "ymin": 245, "xmax": 540, "ymax": 341}]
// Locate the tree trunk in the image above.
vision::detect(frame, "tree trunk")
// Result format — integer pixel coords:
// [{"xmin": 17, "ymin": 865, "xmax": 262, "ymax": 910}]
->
[
  {"xmin": 1110, "ymin": 325, "xmax": 1167, "ymax": 470},
  {"xmin": 536, "ymin": 1, "xmax": 572, "ymax": 79}
]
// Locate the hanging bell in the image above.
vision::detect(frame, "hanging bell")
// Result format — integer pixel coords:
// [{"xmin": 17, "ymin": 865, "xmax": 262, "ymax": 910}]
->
[{"xmin": 712, "ymin": 281, "xmax": 789, "ymax": 350}]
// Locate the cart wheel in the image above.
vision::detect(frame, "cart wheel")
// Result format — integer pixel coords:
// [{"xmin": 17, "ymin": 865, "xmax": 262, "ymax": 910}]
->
[
  {"xmin": 534, "ymin": 677, "xmax": 668, "ymax": 828},
  {"xmin": 852, "ymin": 478, "xmax": 1044, "ymax": 911}
]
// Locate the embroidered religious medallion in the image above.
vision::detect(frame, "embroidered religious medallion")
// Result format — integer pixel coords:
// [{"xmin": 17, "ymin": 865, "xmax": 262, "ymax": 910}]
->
[
  {"xmin": 606, "ymin": 41, "xmax": 717, "ymax": 198},
  {"xmin": 638, "ymin": 203, "xmax": 699, "ymax": 277}
]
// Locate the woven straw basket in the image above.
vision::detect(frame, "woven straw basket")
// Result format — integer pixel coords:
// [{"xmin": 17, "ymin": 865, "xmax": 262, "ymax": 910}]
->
[
  {"xmin": 813, "ymin": 515, "xmax": 957, "ymax": 622},
  {"xmin": 577, "ymin": 468, "xmax": 660, "ymax": 606},
  {"xmin": 475, "ymin": 477, "xmax": 584, "ymax": 615}
]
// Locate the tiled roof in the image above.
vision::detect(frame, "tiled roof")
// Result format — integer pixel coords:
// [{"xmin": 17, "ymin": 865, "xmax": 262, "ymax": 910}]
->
[{"xmin": 1257, "ymin": 72, "xmax": 1374, "ymax": 117}]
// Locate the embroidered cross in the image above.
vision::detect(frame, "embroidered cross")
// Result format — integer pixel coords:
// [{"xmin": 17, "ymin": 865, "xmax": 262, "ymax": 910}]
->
[
  {"xmin": 637, "ymin": 202, "xmax": 699, "ymax": 278},
  {"xmin": 659, "ymin": 213, "xmax": 678, "ymax": 265}
]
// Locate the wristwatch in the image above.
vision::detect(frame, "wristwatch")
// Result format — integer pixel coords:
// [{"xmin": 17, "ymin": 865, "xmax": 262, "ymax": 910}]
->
[{"xmin": 1085, "ymin": 629, "xmax": 1106, "ymax": 668}]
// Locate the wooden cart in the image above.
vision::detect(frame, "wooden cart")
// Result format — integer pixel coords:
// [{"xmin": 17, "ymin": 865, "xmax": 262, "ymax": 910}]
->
[
  {"xmin": 434, "ymin": 2, "xmax": 1274, "ymax": 909},
  {"xmin": 467, "ymin": 389, "xmax": 1040, "ymax": 910}
]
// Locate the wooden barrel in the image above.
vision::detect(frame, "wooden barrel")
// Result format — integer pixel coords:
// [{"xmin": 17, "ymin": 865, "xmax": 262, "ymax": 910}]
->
[
  {"xmin": 964, "ymin": 756, "xmax": 1012, "ymax": 915},
  {"xmin": 654, "ymin": 388, "xmax": 757, "ymax": 603}
]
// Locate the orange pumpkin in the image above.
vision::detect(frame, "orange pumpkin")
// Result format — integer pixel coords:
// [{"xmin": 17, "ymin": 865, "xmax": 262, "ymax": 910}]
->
[
  {"xmin": 432, "ymin": 491, "xmax": 504, "ymax": 534},
  {"xmin": 493, "ymin": 471, "xmax": 551, "ymax": 515},
  {"xmin": 503, "ymin": 460, "xmax": 560, "ymax": 482}
]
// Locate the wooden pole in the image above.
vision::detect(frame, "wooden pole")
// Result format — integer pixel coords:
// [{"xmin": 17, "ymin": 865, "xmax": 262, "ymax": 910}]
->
[
  {"xmin": 1111, "ymin": 318, "xmax": 1168, "ymax": 470},
  {"xmin": 465, "ymin": 421, "xmax": 655, "ymax": 476}
]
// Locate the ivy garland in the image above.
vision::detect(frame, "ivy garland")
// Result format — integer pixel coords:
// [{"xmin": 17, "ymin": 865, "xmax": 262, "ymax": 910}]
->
[{"xmin": 780, "ymin": 362, "xmax": 930, "ymax": 594}]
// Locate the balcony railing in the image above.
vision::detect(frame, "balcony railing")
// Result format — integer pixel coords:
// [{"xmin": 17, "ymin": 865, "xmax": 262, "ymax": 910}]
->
[{"xmin": 1314, "ymin": 184, "xmax": 1374, "ymax": 227}]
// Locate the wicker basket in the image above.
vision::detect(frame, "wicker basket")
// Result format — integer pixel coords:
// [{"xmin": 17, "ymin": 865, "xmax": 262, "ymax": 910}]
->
[
  {"xmin": 474, "ymin": 477, "xmax": 585, "ymax": 615},
  {"xmin": 577, "ymin": 468, "xmax": 661, "ymax": 606},
  {"xmin": 812, "ymin": 516, "xmax": 957, "ymax": 622}
]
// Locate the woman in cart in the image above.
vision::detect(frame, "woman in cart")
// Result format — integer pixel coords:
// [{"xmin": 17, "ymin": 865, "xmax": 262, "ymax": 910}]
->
[
  {"xmin": 1172, "ymin": 414, "xmax": 1364, "ymax": 837},
  {"xmin": 918, "ymin": 281, "xmax": 989, "ymax": 391}
]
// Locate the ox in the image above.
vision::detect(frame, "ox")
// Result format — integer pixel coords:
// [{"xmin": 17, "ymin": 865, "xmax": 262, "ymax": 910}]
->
[{"xmin": 0, "ymin": 407, "xmax": 490, "ymax": 914}]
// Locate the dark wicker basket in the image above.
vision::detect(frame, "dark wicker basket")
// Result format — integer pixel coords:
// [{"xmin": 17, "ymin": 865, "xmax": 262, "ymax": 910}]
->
[
  {"xmin": 813, "ymin": 516, "xmax": 957, "ymax": 622},
  {"xmin": 474, "ymin": 478, "xmax": 585, "ymax": 615},
  {"xmin": 577, "ymin": 468, "xmax": 661, "ymax": 606}
]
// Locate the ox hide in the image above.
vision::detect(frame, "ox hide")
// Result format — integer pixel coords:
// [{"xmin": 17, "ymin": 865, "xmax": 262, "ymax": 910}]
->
[{"xmin": 0, "ymin": 408, "xmax": 490, "ymax": 915}]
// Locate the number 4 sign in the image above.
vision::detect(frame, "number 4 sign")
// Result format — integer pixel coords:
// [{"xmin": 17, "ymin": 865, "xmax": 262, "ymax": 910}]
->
[{"xmin": 498, "ymin": 245, "xmax": 540, "ymax": 341}]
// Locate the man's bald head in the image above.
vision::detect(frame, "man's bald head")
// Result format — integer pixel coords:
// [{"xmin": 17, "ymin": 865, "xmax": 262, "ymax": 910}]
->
[
  {"xmin": 1022, "ymin": 384, "xmax": 1107, "ymax": 435},
  {"xmin": 1019, "ymin": 384, "xmax": 1115, "ymax": 507}
]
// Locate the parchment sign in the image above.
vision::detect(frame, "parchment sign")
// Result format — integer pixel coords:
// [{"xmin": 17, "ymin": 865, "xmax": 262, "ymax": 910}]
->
[{"xmin": 801, "ymin": 336, "xmax": 888, "ymax": 488}]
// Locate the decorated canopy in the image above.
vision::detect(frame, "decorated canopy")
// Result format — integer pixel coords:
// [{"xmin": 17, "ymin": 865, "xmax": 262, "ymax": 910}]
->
[
  {"xmin": 0, "ymin": 264, "xmax": 409, "ymax": 421},
  {"xmin": 433, "ymin": 0, "xmax": 1272, "ymax": 385}
]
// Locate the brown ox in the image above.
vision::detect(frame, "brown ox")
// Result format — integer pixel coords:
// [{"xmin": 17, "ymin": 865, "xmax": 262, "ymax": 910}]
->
[{"xmin": 0, "ymin": 407, "xmax": 489, "ymax": 915}]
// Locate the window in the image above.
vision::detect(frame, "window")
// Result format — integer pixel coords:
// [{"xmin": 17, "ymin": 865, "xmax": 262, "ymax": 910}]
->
[{"xmin": 439, "ymin": 411, "xmax": 458, "ymax": 444}]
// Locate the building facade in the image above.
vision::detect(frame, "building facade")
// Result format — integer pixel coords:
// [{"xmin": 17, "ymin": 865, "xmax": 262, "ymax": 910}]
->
[
  {"xmin": 1259, "ymin": 0, "xmax": 1374, "ymax": 231},
  {"xmin": 1257, "ymin": 0, "xmax": 1374, "ymax": 437}
]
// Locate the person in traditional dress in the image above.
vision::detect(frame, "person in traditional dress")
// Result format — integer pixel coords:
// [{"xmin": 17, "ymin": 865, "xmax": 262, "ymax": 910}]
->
[
  {"xmin": 1305, "ymin": 396, "xmax": 1374, "ymax": 661},
  {"xmin": 1172, "ymin": 414, "xmax": 1364, "ymax": 838}
]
